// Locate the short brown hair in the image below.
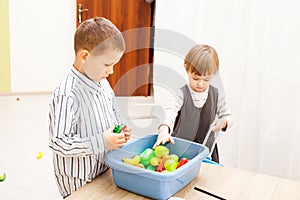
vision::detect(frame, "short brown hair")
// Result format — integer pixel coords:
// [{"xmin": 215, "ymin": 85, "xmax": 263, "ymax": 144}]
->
[
  {"xmin": 184, "ymin": 44, "xmax": 219, "ymax": 76},
  {"xmin": 74, "ymin": 17, "xmax": 125, "ymax": 55}
]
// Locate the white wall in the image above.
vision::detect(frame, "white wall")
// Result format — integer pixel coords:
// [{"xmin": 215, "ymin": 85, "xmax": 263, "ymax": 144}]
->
[
  {"xmin": 153, "ymin": 0, "xmax": 230, "ymax": 106},
  {"xmin": 9, "ymin": 0, "xmax": 76, "ymax": 92}
]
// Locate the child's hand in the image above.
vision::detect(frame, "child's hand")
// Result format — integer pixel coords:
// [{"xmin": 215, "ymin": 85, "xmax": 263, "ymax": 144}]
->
[
  {"xmin": 152, "ymin": 125, "xmax": 175, "ymax": 149},
  {"xmin": 123, "ymin": 127, "xmax": 132, "ymax": 142},
  {"xmin": 211, "ymin": 118, "xmax": 227, "ymax": 132},
  {"xmin": 104, "ymin": 126, "xmax": 128, "ymax": 150}
]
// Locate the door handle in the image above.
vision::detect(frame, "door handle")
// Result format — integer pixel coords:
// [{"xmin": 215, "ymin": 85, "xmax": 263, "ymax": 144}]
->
[{"xmin": 78, "ymin": 4, "xmax": 88, "ymax": 23}]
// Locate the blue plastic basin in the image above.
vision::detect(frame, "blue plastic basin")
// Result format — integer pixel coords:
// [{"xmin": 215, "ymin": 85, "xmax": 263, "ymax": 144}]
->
[{"xmin": 105, "ymin": 134, "xmax": 209, "ymax": 200}]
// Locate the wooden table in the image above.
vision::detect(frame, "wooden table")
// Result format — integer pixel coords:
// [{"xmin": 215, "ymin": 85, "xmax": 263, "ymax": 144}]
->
[{"xmin": 66, "ymin": 163, "xmax": 300, "ymax": 200}]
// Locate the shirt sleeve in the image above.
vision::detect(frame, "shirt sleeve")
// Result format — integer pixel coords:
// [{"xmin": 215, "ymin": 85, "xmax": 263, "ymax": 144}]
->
[
  {"xmin": 162, "ymin": 90, "xmax": 184, "ymax": 132},
  {"xmin": 49, "ymin": 94, "xmax": 93, "ymax": 157},
  {"xmin": 217, "ymin": 89, "xmax": 233, "ymax": 130},
  {"xmin": 112, "ymin": 95, "xmax": 124, "ymax": 124},
  {"xmin": 101, "ymin": 78, "xmax": 124, "ymax": 124}
]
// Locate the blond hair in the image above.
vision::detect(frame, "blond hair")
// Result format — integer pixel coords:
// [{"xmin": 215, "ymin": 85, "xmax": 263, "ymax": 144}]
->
[
  {"xmin": 74, "ymin": 17, "xmax": 125, "ymax": 55},
  {"xmin": 184, "ymin": 44, "xmax": 219, "ymax": 76}
]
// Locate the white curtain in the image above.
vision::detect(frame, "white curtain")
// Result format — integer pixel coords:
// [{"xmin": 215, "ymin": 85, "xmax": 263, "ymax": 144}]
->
[{"xmin": 154, "ymin": 0, "xmax": 300, "ymax": 181}]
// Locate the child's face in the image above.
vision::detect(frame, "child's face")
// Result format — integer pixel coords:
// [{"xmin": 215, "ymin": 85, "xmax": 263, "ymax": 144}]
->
[
  {"xmin": 188, "ymin": 72, "xmax": 214, "ymax": 92},
  {"xmin": 82, "ymin": 50, "xmax": 123, "ymax": 82}
]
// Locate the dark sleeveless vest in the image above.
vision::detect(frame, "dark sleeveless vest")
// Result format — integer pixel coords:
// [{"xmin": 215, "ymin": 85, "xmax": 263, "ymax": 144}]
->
[{"xmin": 172, "ymin": 84, "xmax": 219, "ymax": 162}]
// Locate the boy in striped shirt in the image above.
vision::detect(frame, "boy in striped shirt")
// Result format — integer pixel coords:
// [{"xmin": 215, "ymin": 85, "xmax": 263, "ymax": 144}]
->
[
  {"xmin": 153, "ymin": 44, "xmax": 232, "ymax": 163},
  {"xmin": 49, "ymin": 17, "xmax": 131, "ymax": 198}
]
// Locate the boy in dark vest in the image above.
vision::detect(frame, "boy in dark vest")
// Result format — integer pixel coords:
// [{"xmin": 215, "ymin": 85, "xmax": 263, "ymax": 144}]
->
[{"xmin": 153, "ymin": 44, "xmax": 232, "ymax": 163}]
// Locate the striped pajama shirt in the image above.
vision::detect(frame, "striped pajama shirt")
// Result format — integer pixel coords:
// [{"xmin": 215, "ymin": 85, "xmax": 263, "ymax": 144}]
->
[{"xmin": 49, "ymin": 66, "xmax": 122, "ymax": 197}]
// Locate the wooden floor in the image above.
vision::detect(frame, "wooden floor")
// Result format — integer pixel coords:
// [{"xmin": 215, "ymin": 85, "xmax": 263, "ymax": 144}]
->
[{"xmin": 0, "ymin": 94, "xmax": 159, "ymax": 200}]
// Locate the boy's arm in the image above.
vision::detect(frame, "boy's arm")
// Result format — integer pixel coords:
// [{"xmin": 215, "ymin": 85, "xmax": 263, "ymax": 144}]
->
[
  {"xmin": 102, "ymin": 78, "xmax": 124, "ymax": 124},
  {"xmin": 112, "ymin": 95, "xmax": 123, "ymax": 124},
  {"xmin": 49, "ymin": 95, "xmax": 94, "ymax": 157},
  {"xmin": 153, "ymin": 90, "xmax": 183, "ymax": 149},
  {"xmin": 161, "ymin": 89, "xmax": 184, "ymax": 132},
  {"xmin": 216, "ymin": 89, "xmax": 233, "ymax": 131}
]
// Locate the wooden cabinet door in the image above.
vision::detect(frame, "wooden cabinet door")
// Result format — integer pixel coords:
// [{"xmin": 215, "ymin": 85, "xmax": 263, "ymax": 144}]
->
[{"xmin": 76, "ymin": 0, "xmax": 155, "ymax": 96}]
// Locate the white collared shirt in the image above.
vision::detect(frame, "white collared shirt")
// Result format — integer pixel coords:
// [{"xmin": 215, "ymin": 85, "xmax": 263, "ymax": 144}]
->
[{"xmin": 188, "ymin": 84, "xmax": 209, "ymax": 108}]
